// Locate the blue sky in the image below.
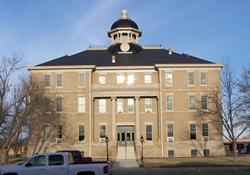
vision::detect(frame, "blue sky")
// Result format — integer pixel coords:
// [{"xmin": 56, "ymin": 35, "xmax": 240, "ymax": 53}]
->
[{"xmin": 0, "ymin": 0, "xmax": 250, "ymax": 74}]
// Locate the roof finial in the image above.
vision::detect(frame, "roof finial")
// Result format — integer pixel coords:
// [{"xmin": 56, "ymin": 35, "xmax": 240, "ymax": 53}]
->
[{"xmin": 121, "ymin": 9, "xmax": 128, "ymax": 19}]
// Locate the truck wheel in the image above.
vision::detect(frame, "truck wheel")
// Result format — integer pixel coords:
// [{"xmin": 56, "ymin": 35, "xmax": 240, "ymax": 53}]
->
[
  {"xmin": 77, "ymin": 172, "xmax": 95, "ymax": 175},
  {"xmin": 3, "ymin": 173, "xmax": 18, "ymax": 175}
]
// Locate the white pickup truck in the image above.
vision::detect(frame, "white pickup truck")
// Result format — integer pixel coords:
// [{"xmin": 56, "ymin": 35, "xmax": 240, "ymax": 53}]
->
[{"xmin": 0, "ymin": 152, "xmax": 110, "ymax": 175}]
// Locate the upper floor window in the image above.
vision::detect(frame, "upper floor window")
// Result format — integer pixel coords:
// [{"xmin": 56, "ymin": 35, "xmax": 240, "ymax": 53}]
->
[
  {"xmin": 201, "ymin": 95, "xmax": 208, "ymax": 110},
  {"xmin": 56, "ymin": 97, "xmax": 63, "ymax": 112},
  {"xmin": 78, "ymin": 73, "xmax": 85, "ymax": 87},
  {"xmin": 99, "ymin": 75, "xmax": 106, "ymax": 84},
  {"xmin": 99, "ymin": 99, "xmax": 106, "ymax": 113},
  {"xmin": 188, "ymin": 72, "xmax": 195, "ymax": 85},
  {"xmin": 127, "ymin": 75, "xmax": 135, "ymax": 85},
  {"xmin": 202, "ymin": 123, "xmax": 209, "ymax": 137},
  {"xmin": 78, "ymin": 97, "xmax": 85, "ymax": 113},
  {"xmin": 146, "ymin": 125, "xmax": 152, "ymax": 141},
  {"xmin": 166, "ymin": 95, "xmax": 173, "ymax": 111},
  {"xmin": 145, "ymin": 98, "xmax": 152, "ymax": 112},
  {"xmin": 190, "ymin": 123, "xmax": 196, "ymax": 140},
  {"xmin": 79, "ymin": 125, "xmax": 85, "ymax": 142},
  {"xmin": 44, "ymin": 74, "xmax": 51, "ymax": 87},
  {"xmin": 117, "ymin": 98, "xmax": 124, "ymax": 113},
  {"xmin": 56, "ymin": 73, "xmax": 63, "ymax": 87},
  {"xmin": 128, "ymin": 98, "xmax": 134, "ymax": 113},
  {"xmin": 188, "ymin": 96, "xmax": 196, "ymax": 111},
  {"xmin": 167, "ymin": 123, "xmax": 174, "ymax": 137},
  {"xmin": 165, "ymin": 72, "xmax": 173, "ymax": 86},
  {"xmin": 144, "ymin": 74, "xmax": 152, "ymax": 84},
  {"xmin": 200, "ymin": 72, "xmax": 207, "ymax": 85},
  {"xmin": 117, "ymin": 74, "xmax": 125, "ymax": 84}
]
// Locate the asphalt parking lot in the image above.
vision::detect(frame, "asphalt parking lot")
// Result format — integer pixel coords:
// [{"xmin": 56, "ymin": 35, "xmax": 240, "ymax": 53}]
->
[{"xmin": 111, "ymin": 167, "xmax": 250, "ymax": 175}]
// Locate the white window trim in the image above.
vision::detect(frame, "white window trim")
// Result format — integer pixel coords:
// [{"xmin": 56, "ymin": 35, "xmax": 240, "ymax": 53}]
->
[
  {"xmin": 166, "ymin": 95, "xmax": 174, "ymax": 112},
  {"xmin": 145, "ymin": 122, "xmax": 153, "ymax": 142},
  {"xmin": 144, "ymin": 74, "xmax": 152, "ymax": 84},
  {"xmin": 98, "ymin": 75, "xmax": 106, "ymax": 84},
  {"xmin": 78, "ymin": 123, "xmax": 85, "ymax": 143},
  {"xmin": 78, "ymin": 72, "xmax": 86, "ymax": 88},
  {"xmin": 187, "ymin": 71, "xmax": 195, "ymax": 86},
  {"xmin": 201, "ymin": 95, "xmax": 208, "ymax": 111},
  {"xmin": 127, "ymin": 98, "xmax": 134, "ymax": 113},
  {"xmin": 188, "ymin": 95, "xmax": 196, "ymax": 111},
  {"xmin": 200, "ymin": 72, "xmax": 207, "ymax": 86},
  {"xmin": 99, "ymin": 99, "xmax": 106, "ymax": 113},
  {"xmin": 165, "ymin": 72, "xmax": 173, "ymax": 86},
  {"xmin": 166, "ymin": 122, "xmax": 174, "ymax": 139},
  {"xmin": 56, "ymin": 73, "xmax": 63, "ymax": 88},
  {"xmin": 78, "ymin": 96, "xmax": 86, "ymax": 113},
  {"xmin": 44, "ymin": 73, "xmax": 51, "ymax": 88}
]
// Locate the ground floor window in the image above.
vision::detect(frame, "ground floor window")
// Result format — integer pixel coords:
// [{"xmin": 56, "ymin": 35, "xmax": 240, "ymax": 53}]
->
[
  {"xmin": 79, "ymin": 125, "xmax": 85, "ymax": 142},
  {"xmin": 191, "ymin": 149, "xmax": 197, "ymax": 157},
  {"xmin": 168, "ymin": 150, "xmax": 175, "ymax": 157},
  {"xmin": 99, "ymin": 125, "xmax": 106, "ymax": 139},
  {"xmin": 146, "ymin": 125, "xmax": 152, "ymax": 141},
  {"xmin": 203, "ymin": 149, "xmax": 210, "ymax": 157}
]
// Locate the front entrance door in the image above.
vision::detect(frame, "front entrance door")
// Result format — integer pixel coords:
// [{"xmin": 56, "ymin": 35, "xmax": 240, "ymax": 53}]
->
[{"xmin": 117, "ymin": 126, "xmax": 135, "ymax": 146}]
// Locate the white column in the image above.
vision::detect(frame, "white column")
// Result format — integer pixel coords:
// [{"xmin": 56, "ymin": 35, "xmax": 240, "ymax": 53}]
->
[
  {"xmin": 135, "ymin": 96, "xmax": 140, "ymax": 142},
  {"xmin": 111, "ymin": 96, "xmax": 116, "ymax": 143}
]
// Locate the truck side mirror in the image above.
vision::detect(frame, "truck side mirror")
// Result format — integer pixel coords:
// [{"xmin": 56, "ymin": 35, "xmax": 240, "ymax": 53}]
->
[{"xmin": 25, "ymin": 162, "xmax": 32, "ymax": 167}]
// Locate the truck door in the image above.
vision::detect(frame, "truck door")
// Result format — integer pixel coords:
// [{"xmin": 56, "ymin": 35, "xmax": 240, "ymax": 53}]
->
[
  {"xmin": 46, "ymin": 154, "xmax": 67, "ymax": 175},
  {"xmin": 20, "ymin": 155, "xmax": 47, "ymax": 175}
]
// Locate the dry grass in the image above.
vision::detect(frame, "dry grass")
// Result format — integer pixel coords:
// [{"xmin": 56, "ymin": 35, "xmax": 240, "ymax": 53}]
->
[{"xmin": 143, "ymin": 155, "xmax": 250, "ymax": 168}]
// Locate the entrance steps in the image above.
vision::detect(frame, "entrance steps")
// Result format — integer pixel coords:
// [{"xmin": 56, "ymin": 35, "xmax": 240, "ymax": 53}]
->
[{"xmin": 116, "ymin": 145, "xmax": 136, "ymax": 160}]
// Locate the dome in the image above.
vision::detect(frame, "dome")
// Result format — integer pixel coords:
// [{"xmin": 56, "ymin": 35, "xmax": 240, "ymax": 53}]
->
[{"xmin": 111, "ymin": 19, "xmax": 139, "ymax": 30}]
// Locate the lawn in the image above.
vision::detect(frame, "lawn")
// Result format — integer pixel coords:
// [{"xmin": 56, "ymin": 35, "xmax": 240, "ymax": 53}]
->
[{"xmin": 142, "ymin": 155, "xmax": 250, "ymax": 168}]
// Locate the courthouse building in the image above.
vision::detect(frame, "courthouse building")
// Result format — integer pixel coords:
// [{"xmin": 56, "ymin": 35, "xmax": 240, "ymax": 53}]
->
[{"xmin": 29, "ymin": 10, "xmax": 225, "ymax": 158}]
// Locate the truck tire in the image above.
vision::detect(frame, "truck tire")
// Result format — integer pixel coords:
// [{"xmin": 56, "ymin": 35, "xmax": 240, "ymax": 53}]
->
[
  {"xmin": 77, "ymin": 172, "xmax": 95, "ymax": 175},
  {"xmin": 3, "ymin": 173, "xmax": 18, "ymax": 175}
]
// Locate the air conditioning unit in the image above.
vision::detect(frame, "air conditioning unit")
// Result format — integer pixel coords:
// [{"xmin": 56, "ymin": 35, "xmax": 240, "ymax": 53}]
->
[
  {"xmin": 99, "ymin": 138, "xmax": 105, "ymax": 143},
  {"xmin": 146, "ymin": 109, "xmax": 152, "ymax": 113},
  {"xmin": 203, "ymin": 136, "xmax": 209, "ymax": 141},
  {"xmin": 56, "ymin": 138, "xmax": 62, "ymax": 144},
  {"xmin": 167, "ymin": 137, "xmax": 174, "ymax": 142}
]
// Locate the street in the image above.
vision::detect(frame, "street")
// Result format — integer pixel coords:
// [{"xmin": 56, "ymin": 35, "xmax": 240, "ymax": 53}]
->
[{"xmin": 111, "ymin": 167, "xmax": 250, "ymax": 175}]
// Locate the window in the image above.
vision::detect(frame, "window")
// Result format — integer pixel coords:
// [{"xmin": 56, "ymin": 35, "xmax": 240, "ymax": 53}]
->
[
  {"xmin": 99, "ymin": 75, "xmax": 106, "ymax": 84},
  {"xmin": 167, "ymin": 123, "xmax": 174, "ymax": 137},
  {"xmin": 128, "ymin": 98, "xmax": 134, "ymax": 113},
  {"xmin": 201, "ymin": 95, "xmax": 208, "ymax": 110},
  {"xmin": 200, "ymin": 72, "xmax": 207, "ymax": 85},
  {"xmin": 188, "ymin": 72, "xmax": 195, "ymax": 85},
  {"xmin": 99, "ymin": 125, "xmax": 106, "ymax": 139},
  {"xmin": 145, "ymin": 98, "xmax": 152, "ymax": 112},
  {"xmin": 99, "ymin": 99, "xmax": 106, "ymax": 113},
  {"xmin": 56, "ymin": 125, "xmax": 62, "ymax": 139},
  {"xmin": 27, "ymin": 155, "xmax": 45, "ymax": 167},
  {"xmin": 203, "ymin": 149, "xmax": 210, "ymax": 157},
  {"xmin": 56, "ymin": 74, "xmax": 63, "ymax": 87},
  {"xmin": 127, "ymin": 75, "xmax": 134, "ymax": 85},
  {"xmin": 117, "ymin": 74, "xmax": 125, "ymax": 84},
  {"xmin": 49, "ymin": 155, "xmax": 64, "ymax": 166},
  {"xmin": 146, "ymin": 125, "xmax": 152, "ymax": 141},
  {"xmin": 190, "ymin": 123, "xmax": 196, "ymax": 140},
  {"xmin": 79, "ymin": 125, "xmax": 85, "ymax": 142},
  {"xmin": 191, "ymin": 149, "xmax": 197, "ymax": 157},
  {"xmin": 78, "ymin": 73, "xmax": 85, "ymax": 87},
  {"xmin": 56, "ymin": 97, "xmax": 62, "ymax": 112},
  {"xmin": 168, "ymin": 150, "xmax": 175, "ymax": 158},
  {"xmin": 166, "ymin": 96, "xmax": 173, "ymax": 111},
  {"xmin": 44, "ymin": 74, "xmax": 51, "ymax": 87},
  {"xmin": 144, "ymin": 74, "xmax": 152, "ymax": 84},
  {"xmin": 78, "ymin": 97, "xmax": 85, "ymax": 113},
  {"xmin": 165, "ymin": 72, "xmax": 173, "ymax": 85},
  {"xmin": 202, "ymin": 123, "xmax": 209, "ymax": 137},
  {"xmin": 188, "ymin": 96, "xmax": 196, "ymax": 111},
  {"xmin": 117, "ymin": 99, "xmax": 123, "ymax": 113}
]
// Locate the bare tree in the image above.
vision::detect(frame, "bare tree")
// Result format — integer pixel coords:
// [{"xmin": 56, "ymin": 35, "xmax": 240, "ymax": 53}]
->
[
  {"xmin": 198, "ymin": 62, "xmax": 250, "ymax": 160},
  {"xmin": 0, "ymin": 55, "xmax": 60, "ymax": 164}
]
